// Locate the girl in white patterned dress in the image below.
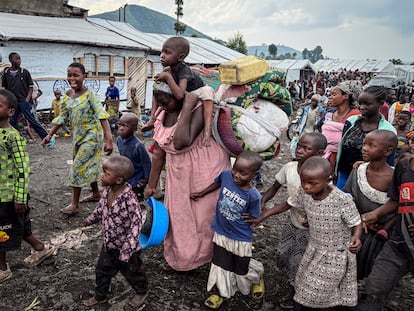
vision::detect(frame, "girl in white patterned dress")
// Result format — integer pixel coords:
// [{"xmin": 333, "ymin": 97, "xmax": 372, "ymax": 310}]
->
[{"xmin": 287, "ymin": 156, "xmax": 362, "ymax": 310}]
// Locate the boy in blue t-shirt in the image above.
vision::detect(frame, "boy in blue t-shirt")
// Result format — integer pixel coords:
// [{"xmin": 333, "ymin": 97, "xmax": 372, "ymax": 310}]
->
[
  {"xmin": 191, "ymin": 151, "xmax": 264, "ymax": 309},
  {"xmin": 105, "ymin": 76, "xmax": 120, "ymax": 118}
]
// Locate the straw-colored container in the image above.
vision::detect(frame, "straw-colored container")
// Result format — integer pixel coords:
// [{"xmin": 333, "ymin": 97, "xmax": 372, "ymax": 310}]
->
[{"xmin": 219, "ymin": 56, "xmax": 268, "ymax": 85}]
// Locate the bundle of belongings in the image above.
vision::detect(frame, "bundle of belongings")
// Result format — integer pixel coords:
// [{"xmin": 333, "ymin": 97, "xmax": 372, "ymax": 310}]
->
[{"xmin": 193, "ymin": 56, "xmax": 292, "ymax": 160}]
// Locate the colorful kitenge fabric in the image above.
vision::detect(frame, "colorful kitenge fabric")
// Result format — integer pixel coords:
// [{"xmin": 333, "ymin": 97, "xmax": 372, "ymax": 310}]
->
[
  {"xmin": 191, "ymin": 65, "xmax": 221, "ymax": 91},
  {"xmin": 0, "ymin": 127, "xmax": 30, "ymax": 204},
  {"xmin": 84, "ymin": 185, "xmax": 143, "ymax": 262},
  {"xmin": 234, "ymin": 69, "xmax": 292, "ymax": 116},
  {"xmin": 53, "ymin": 90, "xmax": 109, "ymax": 187}
]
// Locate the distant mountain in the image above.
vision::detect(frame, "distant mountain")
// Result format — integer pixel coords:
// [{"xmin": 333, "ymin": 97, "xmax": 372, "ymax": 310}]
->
[
  {"xmin": 247, "ymin": 44, "xmax": 302, "ymax": 59},
  {"xmin": 92, "ymin": 5, "xmax": 301, "ymax": 58},
  {"xmin": 91, "ymin": 4, "xmax": 210, "ymax": 38}
]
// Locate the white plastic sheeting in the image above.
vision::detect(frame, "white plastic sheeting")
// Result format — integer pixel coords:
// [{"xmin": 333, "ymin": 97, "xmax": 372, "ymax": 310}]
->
[
  {"xmin": 314, "ymin": 59, "xmax": 395, "ymax": 74},
  {"xmin": 267, "ymin": 59, "xmax": 317, "ymax": 82}
]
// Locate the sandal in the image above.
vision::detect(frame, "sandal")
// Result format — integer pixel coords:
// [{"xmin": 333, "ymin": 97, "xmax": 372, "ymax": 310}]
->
[
  {"xmin": 0, "ymin": 264, "xmax": 13, "ymax": 283},
  {"xmin": 204, "ymin": 294, "xmax": 223, "ymax": 310},
  {"xmin": 82, "ymin": 297, "xmax": 108, "ymax": 307},
  {"xmin": 24, "ymin": 243, "xmax": 56, "ymax": 267},
  {"xmin": 251, "ymin": 278, "xmax": 265, "ymax": 300},
  {"xmin": 60, "ymin": 204, "xmax": 79, "ymax": 215}
]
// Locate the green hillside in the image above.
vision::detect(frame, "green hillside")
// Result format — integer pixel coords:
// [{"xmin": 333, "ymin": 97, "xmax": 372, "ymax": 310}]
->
[{"xmin": 91, "ymin": 4, "xmax": 210, "ymax": 38}]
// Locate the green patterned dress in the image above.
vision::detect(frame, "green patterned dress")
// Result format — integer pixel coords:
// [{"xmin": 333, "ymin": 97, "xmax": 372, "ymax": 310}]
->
[{"xmin": 53, "ymin": 90, "xmax": 109, "ymax": 187}]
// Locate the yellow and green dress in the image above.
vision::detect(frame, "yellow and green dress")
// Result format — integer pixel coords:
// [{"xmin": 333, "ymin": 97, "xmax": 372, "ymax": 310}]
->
[{"xmin": 53, "ymin": 90, "xmax": 109, "ymax": 187}]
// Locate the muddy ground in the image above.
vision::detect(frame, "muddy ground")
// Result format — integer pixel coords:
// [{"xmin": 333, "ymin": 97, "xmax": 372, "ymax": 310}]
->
[{"xmin": 1, "ymin": 133, "xmax": 413, "ymax": 311}]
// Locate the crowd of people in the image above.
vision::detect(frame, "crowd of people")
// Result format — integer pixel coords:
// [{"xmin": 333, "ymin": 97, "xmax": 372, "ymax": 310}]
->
[{"xmin": 1, "ymin": 39, "xmax": 413, "ymax": 311}]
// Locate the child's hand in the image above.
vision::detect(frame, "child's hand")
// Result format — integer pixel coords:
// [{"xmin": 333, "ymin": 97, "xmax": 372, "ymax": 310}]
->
[
  {"xmin": 190, "ymin": 192, "xmax": 202, "ymax": 200},
  {"xmin": 14, "ymin": 203, "xmax": 26, "ymax": 215},
  {"xmin": 302, "ymin": 217, "xmax": 309, "ymax": 228},
  {"xmin": 144, "ymin": 188, "xmax": 157, "ymax": 199},
  {"xmin": 348, "ymin": 237, "xmax": 362, "ymax": 254},
  {"xmin": 361, "ymin": 211, "xmax": 379, "ymax": 234},
  {"xmin": 352, "ymin": 160, "xmax": 366, "ymax": 169},
  {"xmin": 103, "ymin": 141, "xmax": 113, "ymax": 155},
  {"xmin": 41, "ymin": 135, "xmax": 51, "ymax": 148},
  {"xmin": 243, "ymin": 213, "xmax": 262, "ymax": 227},
  {"xmin": 155, "ymin": 71, "xmax": 172, "ymax": 81}
]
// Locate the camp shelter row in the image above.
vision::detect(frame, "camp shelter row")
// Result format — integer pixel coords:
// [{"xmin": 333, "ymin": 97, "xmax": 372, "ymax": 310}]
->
[{"xmin": 0, "ymin": 12, "xmax": 244, "ymax": 110}]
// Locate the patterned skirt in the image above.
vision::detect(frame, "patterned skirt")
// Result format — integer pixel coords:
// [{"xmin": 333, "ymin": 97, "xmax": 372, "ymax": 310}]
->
[{"xmin": 207, "ymin": 232, "xmax": 264, "ymax": 298}]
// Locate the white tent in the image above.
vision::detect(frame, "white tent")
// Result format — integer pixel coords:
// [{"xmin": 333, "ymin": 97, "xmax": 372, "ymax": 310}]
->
[
  {"xmin": 395, "ymin": 65, "xmax": 414, "ymax": 84},
  {"xmin": 267, "ymin": 59, "xmax": 317, "ymax": 83},
  {"xmin": 314, "ymin": 59, "xmax": 395, "ymax": 75}
]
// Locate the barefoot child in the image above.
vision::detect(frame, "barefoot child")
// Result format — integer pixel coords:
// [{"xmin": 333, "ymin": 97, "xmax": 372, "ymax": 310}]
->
[
  {"xmin": 117, "ymin": 113, "xmax": 152, "ymax": 200},
  {"xmin": 82, "ymin": 156, "xmax": 147, "ymax": 308},
  {"xmin": 289, "ymin": 157, "xmax": 362, "ymax": 309},
  {"xmin": 252, "ymin": 132, "xmax": 327, "ymax": 308},
  {"xmin": 0, "ymin": 89, "xmax": 55, "ymax": 282},
  {"xmin": 49, "ymin": 89, "xmax": 71, "ymax": 137},
  {"xmin": 191, "ymin": 151, "xmax": 264, "ymax": 309},
  {"xmin": 143, "ymin": 36, "xmax": 215, "ymax": 146},
  {"xmin": 42, "ymin": 63, "xmax": 113, "ymax": 215},
  {"xmin": 343, "ymin": 130, "xmax": 398, "ymax": 280}
]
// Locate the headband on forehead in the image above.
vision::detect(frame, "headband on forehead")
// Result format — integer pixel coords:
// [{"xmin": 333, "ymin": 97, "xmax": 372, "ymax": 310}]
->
[{"xmin": 153, "ymin": 80, "xmax": 173, "ymax": 95}]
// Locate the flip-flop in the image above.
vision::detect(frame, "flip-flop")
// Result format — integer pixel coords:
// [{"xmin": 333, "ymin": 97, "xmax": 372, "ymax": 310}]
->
[
  {"xmin": 204, "ymin": 294, "xmax": 223, "ymax": 310},
  {"xmin": 60, "ymin": 205, "xmax": 79, "ymax": 215},
  {"xmin": 251, "ymin": 278, "xmax": 265, "ymax": 300},
  {"xmin": 79, "ymin": 196, "xmax": 101, "ymax": 203}
]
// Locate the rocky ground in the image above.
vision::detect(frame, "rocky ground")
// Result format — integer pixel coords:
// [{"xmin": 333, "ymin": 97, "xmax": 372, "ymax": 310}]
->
[{"xmin": 0, "ymin": 133, "xmax": 413, "ymax": 311}]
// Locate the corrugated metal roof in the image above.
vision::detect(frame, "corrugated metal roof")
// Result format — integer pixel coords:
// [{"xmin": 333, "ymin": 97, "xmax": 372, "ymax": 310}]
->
[
  {"xmin": 89, "ymin": 18, "xmax": 245, "ymax": 65},
  {"xmin": 0, "ymin": 12, "xmax": 148, "ymax": 50},
  {"xmin": 0, "ymin": 13, "xmax": 245, "ymax": 65}
]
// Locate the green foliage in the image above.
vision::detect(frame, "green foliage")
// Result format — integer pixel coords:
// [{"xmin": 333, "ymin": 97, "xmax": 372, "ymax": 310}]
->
[
  {"xmin": 268, "ymin": 44, "xmax": 277, "ymax": 59},
  {"xmin": 302, "ymin": 46, "xmax": 324, "ymax": 63},
  {"xmin": 174, "ymin": 0, "xmax": 186, "ymax": 35},
  {"xmin": 226, "ymin": 32, "xmax": 248, "ymax": 55},
  {"xmin": 389, "ymin": 58, "xmax": 403, "ymax": 65},
  {"xmin": 174, "ymin": 22, "xmax": 187, "ymax": 35}
]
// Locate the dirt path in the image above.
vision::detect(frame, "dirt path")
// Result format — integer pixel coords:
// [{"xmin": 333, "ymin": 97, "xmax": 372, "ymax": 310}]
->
[{"xmin": 0, "ymin": 135, "xmax": 413, "ymax": 311}]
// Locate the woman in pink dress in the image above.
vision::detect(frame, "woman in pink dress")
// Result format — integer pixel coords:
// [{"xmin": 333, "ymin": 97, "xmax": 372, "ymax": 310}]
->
[{"xmin": 145, "ymin": 82, "xmax": 230, "ymax": 271}]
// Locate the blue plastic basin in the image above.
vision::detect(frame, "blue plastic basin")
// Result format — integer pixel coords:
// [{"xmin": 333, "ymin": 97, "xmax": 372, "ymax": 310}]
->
[{"xmin": 140, "ymin": 196, "xmax": 169, "ymax": 250}]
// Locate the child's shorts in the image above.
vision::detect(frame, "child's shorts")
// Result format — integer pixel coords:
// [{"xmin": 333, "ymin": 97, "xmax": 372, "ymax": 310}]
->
[
  {"xmin": 191, "ymin": 85, "xmax": 214, "ymax": 102},
  {"xmin": 0, "ymin": 201, "xmax": 32, "ymax": 252}
]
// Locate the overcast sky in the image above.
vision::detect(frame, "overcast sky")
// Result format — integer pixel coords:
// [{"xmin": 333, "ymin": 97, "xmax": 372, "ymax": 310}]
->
[{"xmin": 70, "ymin": 0, "xmax": 414, "ymax": 61}]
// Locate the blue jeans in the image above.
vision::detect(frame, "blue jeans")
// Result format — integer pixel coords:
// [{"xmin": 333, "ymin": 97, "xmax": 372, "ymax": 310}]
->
[{"xmin": 10, "ymin": 101, "xmax": 48, "ymax": 139}]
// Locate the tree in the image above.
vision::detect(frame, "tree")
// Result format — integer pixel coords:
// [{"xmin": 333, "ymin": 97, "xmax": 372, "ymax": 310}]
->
[
  {"xmin": 226, "ymin": 32, "xmax": 248, "ymax": 55},
  {"xmin": 268, "ymin": 44, "xmax": 277, "ymax": 59},
  {"xmin": 302, "ymin": 48, "xmax": 310, "ymax": 60},
  {"xmin": 302, "ymin": 46, "xmax": 324, "ymax": 63},
  {"xmin": 174, "ymin": 0, "xmax": 186, "ymax": 35},
  {"xmin": 390, "ymin": 58, "xmax": 402, "ymax": 65}
]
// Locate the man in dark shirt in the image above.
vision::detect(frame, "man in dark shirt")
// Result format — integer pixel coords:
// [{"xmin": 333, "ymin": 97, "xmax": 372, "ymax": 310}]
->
[{"xmin": 2, "ymin": 52, "xmax": 53, "ymax": 147}]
